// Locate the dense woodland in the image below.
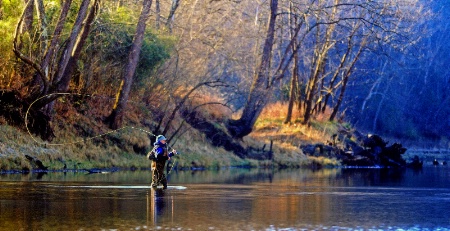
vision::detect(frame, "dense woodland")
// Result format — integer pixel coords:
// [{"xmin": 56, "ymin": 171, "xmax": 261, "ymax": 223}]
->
[{"xmin": 0, "ymin": 0, "xmax": 449, "ymax": 150}]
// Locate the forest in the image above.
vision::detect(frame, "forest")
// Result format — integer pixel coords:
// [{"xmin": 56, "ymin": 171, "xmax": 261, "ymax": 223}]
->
[{"xmin": 0, "ymin": 0, "xmax": 449, "ymax": 170}]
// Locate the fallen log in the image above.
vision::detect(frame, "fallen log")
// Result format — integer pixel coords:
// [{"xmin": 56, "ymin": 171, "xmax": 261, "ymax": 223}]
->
[{"xmin": 300, "ymin": 130, "xmax": 411, "ymax": 168}]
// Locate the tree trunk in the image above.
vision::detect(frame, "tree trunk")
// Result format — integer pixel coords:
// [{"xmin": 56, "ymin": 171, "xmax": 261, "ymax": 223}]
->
[
  {"xmin": 41, "ymin": 0, "xmax": 73, "ymax": 82},
  {"xmin": 226, "ymin": 0, "xmax": 278, "ymax": 138},
  {"xmin": 108, "ymin": 0, "xmax": 153, "ymax": 129},
  {"xmin": 302, "ymin": 1, "xmax": 338, "ymax": 125},
  {"xmin": 52, "ymin": 0, "xmax": 91, "ymax": 87},
  {"xmin": 320, "ymin": 28, "xmax": 357, "ymax": 113},
  {"xmin": 34, "ymin": 0, "xmax": 48, "ymax": 54},
  {"xmin": 329, "ymin": 38, "xmax": 365, "ymax": 121},
  {"xmin": 284, "ymin": 1, "xmax": 298, "ymax": 124},
  {"xmin": 303, "ymin": 44, "xmax": 333, "ymax": 125},
  {"xmin": 20, "ymin": 0, "xmax": 34, "ymax": 35},
  {"xmin": 0, "ymin": 0, "xmax": 3, "ymax": 20},
  {"xmin": 30, "ymin": 0, "xmax": 99, "ymax": 109},
  {"xmin": 155, "ymin": 0, "xmax": 160, "ymax": 29},
  {"xmin": 55, "ymin": 0, "xmax": 99, "ymax": 93},
  {"xmin": 13, "ymin": 0, "xmax": 45, "ymax": 93},
  {"xmin": 166, "ymin": 0, "xmax": 180, "ymax": 33},
  {"xmin": 284, "ymin": 57, "xmax": 298, "ymax": 124}
]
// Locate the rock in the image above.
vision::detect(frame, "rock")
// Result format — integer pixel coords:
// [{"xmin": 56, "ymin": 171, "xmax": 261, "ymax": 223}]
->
[
  {"xmin": 407, "ymin": 155, "xmax": 423, "ymax": 169},
  {"xmin": 25, "ymin": 155, "xmax": 48, "ymax": 170}
]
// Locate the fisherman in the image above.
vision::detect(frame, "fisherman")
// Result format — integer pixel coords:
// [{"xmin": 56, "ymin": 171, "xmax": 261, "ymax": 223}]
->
[{"xmin": 148, "ymin": 135, "xmax": 177, "ymax": 189}]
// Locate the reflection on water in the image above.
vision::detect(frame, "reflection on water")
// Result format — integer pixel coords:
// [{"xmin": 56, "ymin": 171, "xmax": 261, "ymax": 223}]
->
[{"xmin": 0, "ymin": 167, "xmax": 449, "ymax": 230}]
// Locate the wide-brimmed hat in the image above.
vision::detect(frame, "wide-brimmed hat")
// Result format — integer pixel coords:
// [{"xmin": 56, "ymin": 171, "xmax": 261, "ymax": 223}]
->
[{"xmin": 156, "ymin": 135, "xmax": 166, "ymax": 142}]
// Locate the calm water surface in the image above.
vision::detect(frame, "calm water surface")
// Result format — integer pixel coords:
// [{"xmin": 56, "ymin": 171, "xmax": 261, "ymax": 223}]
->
[{"xmin": 0, "ymin": 167, "xmax": 449, "ymax": 230}]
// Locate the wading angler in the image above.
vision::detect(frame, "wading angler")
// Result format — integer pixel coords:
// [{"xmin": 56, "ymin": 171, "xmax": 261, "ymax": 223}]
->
[{"xmin": 147, "ymin": 135, "xmax": 177, "ymax": 189}]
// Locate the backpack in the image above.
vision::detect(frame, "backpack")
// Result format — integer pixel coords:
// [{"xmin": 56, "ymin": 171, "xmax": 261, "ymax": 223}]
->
[{"xmin": 147, "ymin": 147, "xmax": 157, "ymax": 161}]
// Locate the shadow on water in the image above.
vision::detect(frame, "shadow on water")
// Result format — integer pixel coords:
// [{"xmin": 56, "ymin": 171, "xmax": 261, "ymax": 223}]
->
[{"xmin": 1, "ymin": 167, "xmax": 450, "ymax": 230}]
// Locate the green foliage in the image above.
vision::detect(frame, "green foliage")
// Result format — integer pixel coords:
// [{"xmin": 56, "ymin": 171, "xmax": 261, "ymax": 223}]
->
[
  {"xmin": 0, "ymin": 0, "xmax": 24, "ymax": 88},
  {"xmin": 86, "ymin": 8, "xmax": 174, "ymax": 91},
  {"xmin": 2, "ymin": 0, "xmax": 23, "ymax": 17},
  {"xmin": 135, "ymin": 32, "xmax": 172, "ymax": 83}
]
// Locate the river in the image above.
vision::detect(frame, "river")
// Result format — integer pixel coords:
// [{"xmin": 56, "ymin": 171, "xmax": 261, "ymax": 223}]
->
[{"xmin": 0, "ymin": 166, "xmax": 449, "ymax": 230}]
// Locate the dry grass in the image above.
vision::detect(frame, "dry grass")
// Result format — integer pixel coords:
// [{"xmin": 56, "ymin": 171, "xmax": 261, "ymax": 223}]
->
[
  {"xmin": 252, "ymin": 102, "xmax": 340, "ymax": 144},
  {"xmin": 244, "ymin": 102, "xmax": 342, "ymax": 168},
  {"xmin": 187, "ymin": 91, "xmax": 232, "ymax": 122}
]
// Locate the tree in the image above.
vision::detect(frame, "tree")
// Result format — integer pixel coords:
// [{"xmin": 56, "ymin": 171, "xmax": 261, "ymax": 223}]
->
[
  {"xmin": 107, "ymin": 0, "xmax": 153, "ymax": 129},
  {"xmin": 11, "ymin": 0, "xmax": 100, "ymax": 139},
  {"xmin": 166, "ymin": 0, "xmax": 180, "ymax": 33},
  {"xmin": 14, "ymin": 0, "xmax": 99, "ymax": 101},
  {"xmin": 284, "ymin": 1, "xmax": 301, "ymax": 124},
  {"xmin": 226, "ymin": 0, "xmax": 278, "ymax": 138}
]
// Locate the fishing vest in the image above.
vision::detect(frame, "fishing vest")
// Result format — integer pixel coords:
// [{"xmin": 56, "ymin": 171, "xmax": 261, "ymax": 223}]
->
[{"xmin": 147, "ymin": 144, "xmax": 168, "ymax": 161}]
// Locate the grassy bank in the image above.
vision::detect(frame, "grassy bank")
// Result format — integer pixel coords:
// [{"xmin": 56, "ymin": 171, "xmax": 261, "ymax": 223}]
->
[
  {"xmin": 0, "ymin": 122, "xmax": 340, "ymax": 172},
  {"xmin": 4, "ymin": 98, "xmax": 447, "ymax": 173},
  {"xmin": 0, "ymin": 99, "xmax": 345, "ymax": 172}
]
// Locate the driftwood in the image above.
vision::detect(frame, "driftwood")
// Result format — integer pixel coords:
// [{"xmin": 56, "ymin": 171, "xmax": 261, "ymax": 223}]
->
[{"xmin": 300, "ymin": 128, "xmax": 414, "ymax": 168}]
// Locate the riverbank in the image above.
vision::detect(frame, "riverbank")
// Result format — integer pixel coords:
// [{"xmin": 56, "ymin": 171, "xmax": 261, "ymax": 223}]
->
[
  {"xmin": 0, "ymin": 120, "xmax": 340, "ymax": 173},
  {"xmin": 0, "ymin": 99, "xmax": 447, "ymax": 172}
]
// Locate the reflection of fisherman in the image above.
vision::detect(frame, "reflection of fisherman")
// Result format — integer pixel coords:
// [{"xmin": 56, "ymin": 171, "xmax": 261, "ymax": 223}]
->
[
  {"xmin": 148, "ymin": 187, "xmax": 172, "ymax": 225},
  {"xmin": 148, "ymin": 135, "xmax": 176, "ymax": 189}
]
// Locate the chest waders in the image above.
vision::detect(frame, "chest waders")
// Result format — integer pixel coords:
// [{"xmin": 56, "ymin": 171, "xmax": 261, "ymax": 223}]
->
[
  {"xmin": 151, "ymin": 145, "xmax": 168, "ymax": 188},
  {"xmin": 152, "ymin": 161, "xmax": 167, "ymax": 188}
]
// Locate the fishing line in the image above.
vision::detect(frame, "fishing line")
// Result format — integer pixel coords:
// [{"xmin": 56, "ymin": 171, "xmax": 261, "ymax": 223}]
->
[
  {"xmin": 25, "ymin": 92, "xmax": 181, "ymax": 175},
  {"xmin": 24, "ymin": 93, "xmax": 176, "ymax": 150}
]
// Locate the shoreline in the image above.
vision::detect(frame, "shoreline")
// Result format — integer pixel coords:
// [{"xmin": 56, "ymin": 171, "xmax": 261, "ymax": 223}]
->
[{"xmin": 2, "ymin": 159, "xmax": 448, "ymax": 176}]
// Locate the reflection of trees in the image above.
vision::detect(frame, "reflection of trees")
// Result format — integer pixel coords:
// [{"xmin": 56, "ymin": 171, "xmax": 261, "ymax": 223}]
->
[
  {"xmin": 338, "ymin": 168, "xmax": 406, "ymax": 186},
  {"xmin": 171, "ymin": 168, "xmax": 277, "ymax": 184},
  {"xmin": 252, "ymin": 169, "xmax": 339, "ymax": 225},
  {"xmin": 0, "ymin": 184, "xmax": 149, "ymax": 229},
  {"xmin": 2, "ymin": 168, "xmax": 434, "ymax": 229}
]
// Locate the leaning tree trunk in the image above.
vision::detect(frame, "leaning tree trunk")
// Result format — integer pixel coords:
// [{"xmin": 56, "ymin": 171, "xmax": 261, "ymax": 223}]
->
[
  {"xmin": 284, "ymin": 56, "xmax": 298, "ymax": 124},
  {"xmin": 226, "ymin": 0, "xmax": 278, "ymax": 138},
  {"xmin": 108, "ymin": 0, "xmax": 153, "ymax": 129},
  {"xmin": 284, "ymin": 1, "xmax": 299, "ymax": 124}
]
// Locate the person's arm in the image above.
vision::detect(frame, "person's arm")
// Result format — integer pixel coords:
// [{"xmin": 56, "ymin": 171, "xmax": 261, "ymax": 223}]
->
[{"xmin": 168, "ymin": 149, "xmax": 178, "ymax": 157}]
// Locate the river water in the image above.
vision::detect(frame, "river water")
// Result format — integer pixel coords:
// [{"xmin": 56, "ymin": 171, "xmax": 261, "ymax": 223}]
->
[{"xmin": 0, "ymin": 166, "xmax": 449, "ymax": 230}]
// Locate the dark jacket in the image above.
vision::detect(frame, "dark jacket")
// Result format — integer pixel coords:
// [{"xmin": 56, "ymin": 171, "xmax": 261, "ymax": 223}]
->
[{"xmin": 152, "ymin": 141, "xmax": 175, "ymax": 162}]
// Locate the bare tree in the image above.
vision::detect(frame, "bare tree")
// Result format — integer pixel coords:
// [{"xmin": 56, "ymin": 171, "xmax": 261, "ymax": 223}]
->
[
  {"xmin": 226, "ymin": 0, "xmax": 279, "ymax": 138},
  {"xmin": 284, "ymin": 0, "xmax": 301, "ymax": 124}
]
